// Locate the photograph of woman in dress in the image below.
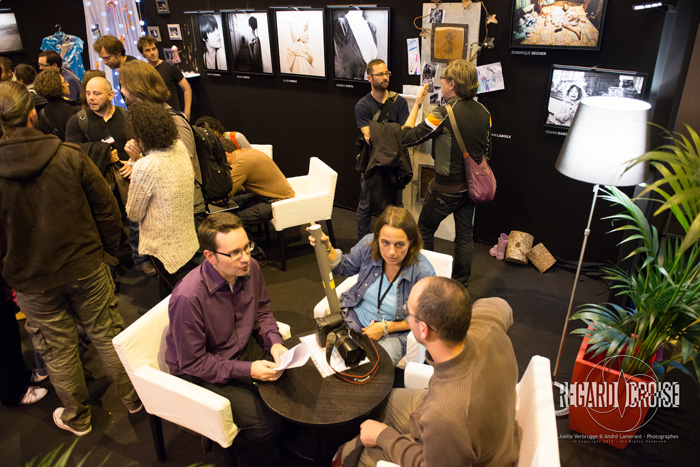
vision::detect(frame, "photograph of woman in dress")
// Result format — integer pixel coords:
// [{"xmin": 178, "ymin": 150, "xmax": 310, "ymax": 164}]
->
[
  {"xmin": 199, "ymin": 14, "xmax": 228, "ymax": 72},
  {"xmin": 227, "ymin": 11, "xmax": 273, "ymax": 74},
  {"xmin": 275, "ymin": 9, "xmax": 325, "ymax": 77}
]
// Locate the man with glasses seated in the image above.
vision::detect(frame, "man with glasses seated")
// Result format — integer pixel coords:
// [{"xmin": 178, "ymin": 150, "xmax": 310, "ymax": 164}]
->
[
  {"xmin": 334, "ymin": 276, "xmax": 519, "ymax": 467},
  {"xmin": 165, "ymin": 212, "xmax": 288, "ymax": 466},
  {"xmin": 355, "ymin": 58, "xmax": 410, "ymax": 239}
]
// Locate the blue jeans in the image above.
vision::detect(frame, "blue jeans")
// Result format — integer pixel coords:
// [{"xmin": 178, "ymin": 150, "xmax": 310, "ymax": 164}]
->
[
  {"xmin": 344, "ymin": 308, "xmax": 408, "ymax": 366},
  {"xmin": 129, "ymin": 220, "xmax": 149, "ymax": 267},
  {"xmin": 418, "ymin": 188, "xmax": 475, "ymax": 287}
]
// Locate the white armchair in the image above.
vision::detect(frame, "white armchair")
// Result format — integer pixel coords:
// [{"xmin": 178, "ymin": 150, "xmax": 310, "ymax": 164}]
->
[
  {"xmin": 270, "ymin": 157, "xmax": 338, "ymax": 270},
  {"xmin": 313, "ymin": 249, "xmax": 453, "ymax": 366},
  {"xmin": 250, "ymin": 144, "xmax": 273, "ymax": 159},
  {"xmin": 392, "ymin": 356, "xmax": 560, "ymax": 467},
  {"xmin": 112, "ymin": 295, "xmax": 291, "ymax": 463}
]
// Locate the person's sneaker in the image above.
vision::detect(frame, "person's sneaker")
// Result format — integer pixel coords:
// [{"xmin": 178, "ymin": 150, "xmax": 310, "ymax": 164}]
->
[
  {"xmin": 136, "ymin": 262, "xmax": 157, "ymax": 277},
  {"xmin": 19, "ymin": 386, "xmax": 48, "ymax": 405},
  {"xmin": 128, "ymin": 403, "xmax": 144, "ymax": 414},
  {"xmin": 30, "ymin": 370, "xmax": 49, "ymax": 383},
  {"xmin": 53, "ymin": 408, "xmax": 92, "ymax": 436}
]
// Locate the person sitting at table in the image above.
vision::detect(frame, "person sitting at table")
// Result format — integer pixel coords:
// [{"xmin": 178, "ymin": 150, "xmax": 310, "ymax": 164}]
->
[
  {"xmin": 165, "ymin": 212, "xmax": 288, "ymax": 466},
  {"xmin": 309, "ymin": 206, "xmax": 435, "ymax": 366},
  {"xmin": 333, "ymin": 276, "xmax": 520, "ymax": 467}
]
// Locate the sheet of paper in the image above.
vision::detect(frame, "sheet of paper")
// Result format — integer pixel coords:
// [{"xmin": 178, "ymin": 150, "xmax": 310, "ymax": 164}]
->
[
  {"xmin": 300, "ymin": 334, "xmax": 370, "ymax": 378},
  {"xmin": 407, "ymin": 38, "xmax": 420, "ymax": 75},
  {"xmin": 271, "ymin": 343, "xmax": 310, "ymax": 371}
]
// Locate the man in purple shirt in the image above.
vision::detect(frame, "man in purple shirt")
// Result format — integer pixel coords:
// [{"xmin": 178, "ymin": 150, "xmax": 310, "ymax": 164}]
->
[{"xmin": 165, "ymin": 212, "xmax": 288, "ymax": 466}]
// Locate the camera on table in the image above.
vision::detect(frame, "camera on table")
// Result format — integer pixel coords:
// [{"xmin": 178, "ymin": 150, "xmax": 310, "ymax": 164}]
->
[{"xmin": 314, "ymin": 312, "xmax": 365, "ymax": 366}]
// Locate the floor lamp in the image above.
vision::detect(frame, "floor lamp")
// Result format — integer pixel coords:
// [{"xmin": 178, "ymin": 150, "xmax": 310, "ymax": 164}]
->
[{"xmin": 552, "ymin": 96, "xmax": 652, "ymax": 416}]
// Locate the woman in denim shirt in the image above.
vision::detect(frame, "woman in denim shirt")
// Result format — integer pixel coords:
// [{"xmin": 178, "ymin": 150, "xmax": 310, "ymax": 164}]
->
[{"xmin": 310, "ymin": 206, "xmax": 435, "ymax": 365}]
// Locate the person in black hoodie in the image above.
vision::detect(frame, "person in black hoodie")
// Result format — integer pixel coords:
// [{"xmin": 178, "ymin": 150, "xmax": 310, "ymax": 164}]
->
[
  {"xmin": 33, "ymin": 68, "xmax": 79, "ymax": 140},
  {"xmin": 0, "ymin": 81, "xmax": 141, "ymax": 436}
]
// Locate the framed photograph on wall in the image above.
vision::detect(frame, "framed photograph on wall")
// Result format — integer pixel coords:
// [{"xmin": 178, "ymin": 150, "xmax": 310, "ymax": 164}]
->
[
  {"xmin": 275, "ymin": 9, "xmax": 325, "ymax": 78},
  {"xmin": 155, "ymin": 0, "xmax": 170, "ymax": 15},
  {"xmin": 163, "ymin": 48, "xmax": 174, "ymax": 63},
  {"xmin": 431, "ymin": 23, "xmax": 468, "ymax": 63},
  {"xmin": 510, "ymin": 0, "xmax": 607, "ymax": 50},
  {"xmin": 167, "ymin": 24, "xmax": 182, "ymax": 41},
  {"xmin": 544, "ymin": 65, "xmax": 647, "ymax": 130},
  {"xmin": 198, "ymin": 13, "xmax": 229, "ymax": 73},
  {"xmin": 331, "ymin": 7, "xmax": 390, "ymax": 81},
  {"xmin": 0, "ymin": 10, "xmax": 25, "ymax": 54},
  {"xmin": 147, "ymin": 26, "xmax": 162, "ymax": 42},
  {"xmin": 226, "ymin": 11, "xmax": 273, "ymax": 75}
]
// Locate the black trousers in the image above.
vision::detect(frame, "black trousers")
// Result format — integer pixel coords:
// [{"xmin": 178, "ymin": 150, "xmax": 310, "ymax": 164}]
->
[
  {"xmin": 179, "ymin": 337, "xmax": 284, "ymax": 467},
  {"xmin": 0, "ymin": 290, "xmax": 31, "ymax": 406}
]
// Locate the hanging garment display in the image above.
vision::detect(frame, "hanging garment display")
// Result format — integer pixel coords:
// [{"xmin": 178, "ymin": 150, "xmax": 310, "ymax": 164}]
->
[{"xmin": 41, "ymin": 29, "xmax": 86, "ymax": 81}]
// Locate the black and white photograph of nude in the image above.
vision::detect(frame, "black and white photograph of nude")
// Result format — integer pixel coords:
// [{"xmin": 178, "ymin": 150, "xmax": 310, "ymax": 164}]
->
[
  {"xmin": 422, "ymin": 62, "xmax": 438, "ymax": 93},
  {"xmin": 199, "ymin": 13, "xmax": 228, "ymax": 73},
  {"xmin": 545, "ymin": 65, "xmax": 645, "ymax": 129},
  {"xmin": 227, "ymin": 11, "xmax": 273, "ymax": 74},
  {"xmin": 332, "ymin": 8, "xmax": 390, "ymax": 81},
  {"xmin": 275, "ymin": 9, "xmax": 325, "ymax": 77}
]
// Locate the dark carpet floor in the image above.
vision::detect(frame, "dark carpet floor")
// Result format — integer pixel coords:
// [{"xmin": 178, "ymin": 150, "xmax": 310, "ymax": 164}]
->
[{"xmin": 2, "ymin": 207, "xmax": 698, "ymax": 466}]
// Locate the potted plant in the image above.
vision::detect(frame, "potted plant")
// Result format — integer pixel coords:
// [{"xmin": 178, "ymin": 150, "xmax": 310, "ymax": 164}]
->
[{"xmin": 568, "ymin": 126, "xmax": 700, "ymax": 447}]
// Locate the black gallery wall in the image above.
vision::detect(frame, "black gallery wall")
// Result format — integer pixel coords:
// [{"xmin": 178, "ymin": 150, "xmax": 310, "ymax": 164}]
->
[{"xmin": 4, "ymin": 0, "xmax": 699, "ymax": 263}]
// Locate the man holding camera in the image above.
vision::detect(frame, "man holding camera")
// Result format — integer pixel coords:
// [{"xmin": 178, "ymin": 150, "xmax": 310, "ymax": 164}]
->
[
  {"xmin": 334, "ymin": 276, "xmax": 519, "ymax": 466},
  {"xmin": 65, "ymin": 76, "xmax": 154, "ymax": 277},
  {"xmin": 165, "ymin": 212, "xmax": 287, "ymax": 466}
]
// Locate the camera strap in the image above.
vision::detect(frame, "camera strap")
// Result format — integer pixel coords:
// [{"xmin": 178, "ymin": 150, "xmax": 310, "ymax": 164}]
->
[{"xmin": 326, "ymin": 336, "xmax": 381, "ymax": 385}]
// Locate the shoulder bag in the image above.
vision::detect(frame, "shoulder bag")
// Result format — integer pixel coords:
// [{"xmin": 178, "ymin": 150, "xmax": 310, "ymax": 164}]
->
[{"xmin": 445, "ymin": 103, "xmax": 496, "ymax": 204}]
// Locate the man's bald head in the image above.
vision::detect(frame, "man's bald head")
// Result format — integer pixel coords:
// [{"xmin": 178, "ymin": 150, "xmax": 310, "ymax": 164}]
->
[
  {"xmin": 86, "ymin": 76, "xmax": 112, "ymax": 93},
  {"xmin": 85, "ymin": 76, "xmax": 114, "ymax": 116}
]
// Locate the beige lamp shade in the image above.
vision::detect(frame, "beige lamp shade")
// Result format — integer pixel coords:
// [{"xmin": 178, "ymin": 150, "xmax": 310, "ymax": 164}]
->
[{"xmin": 555, "ymin": 96, "xmax": 652, "ymax": 186}]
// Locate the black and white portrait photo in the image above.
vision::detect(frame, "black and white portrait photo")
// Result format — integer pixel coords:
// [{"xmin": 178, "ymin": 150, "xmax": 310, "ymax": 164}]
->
[
  {"xmin": 227, "ymin": 11, "xmax": 273, "ymax": 74},
  {"xmin": 199, "ymin": 14, "xmax": 228, "ymax": 73},
  {"xmin": 155, "ymin": 0, "xmax": 170, "ymax": 15},
  {"xmin": 332, "ymin": 8, "xmax": 390, "ymax": 81},
  {"xmin": 147, "ymin": 26, "xmax": 161, "ymax": 42},
  {"xmin": 545, "ymin": 65, "xmax": 645, "ymax": 129},
  {"xmin": 422, "ymin": 62, "xmax": 438, "ymax": 92},
  {"xmin": 275, "ymin": 9, "xmax": 325, "ymax": 77},
  {"xmin": 428, "ymin": 8, "xmax": 445, "ymax": 24},
  {"xmin": 167, "ymin": 24, "xmax": 181, "ymax": 41}
]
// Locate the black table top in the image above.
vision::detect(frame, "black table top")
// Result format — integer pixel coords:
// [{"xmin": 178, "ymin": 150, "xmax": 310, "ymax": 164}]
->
[{"xmin": 258, "ymin": 332, "xmax": 395, "ymax": 426}]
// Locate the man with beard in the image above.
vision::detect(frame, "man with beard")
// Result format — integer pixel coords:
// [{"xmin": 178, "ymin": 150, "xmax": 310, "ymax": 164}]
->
[{"xmin": 354, "ymin": 59, "xmax": 409, "ymax": 239}]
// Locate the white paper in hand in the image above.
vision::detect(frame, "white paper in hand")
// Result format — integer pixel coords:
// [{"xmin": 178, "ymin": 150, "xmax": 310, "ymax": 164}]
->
[{"xmin": 271, "ymin": 343, "xmax": 310, "ymax": 371}]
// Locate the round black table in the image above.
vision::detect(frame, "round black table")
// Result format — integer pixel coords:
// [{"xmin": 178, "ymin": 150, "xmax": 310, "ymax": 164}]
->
[{"xmin": 258, "ymin": 332, "xmax": 395, "ymax": 426}]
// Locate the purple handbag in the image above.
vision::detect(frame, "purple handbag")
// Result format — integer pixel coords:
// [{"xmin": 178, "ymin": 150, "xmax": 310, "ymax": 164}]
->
[{"xmin": 446, "ymin": 104, "xmax": 496, "ymax": 204}]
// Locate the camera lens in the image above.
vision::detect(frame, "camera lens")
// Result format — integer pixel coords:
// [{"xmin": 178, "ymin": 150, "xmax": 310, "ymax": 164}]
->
[{"xmin": 336, "ymin": 332, "xmax": 365, "ymax": 365}]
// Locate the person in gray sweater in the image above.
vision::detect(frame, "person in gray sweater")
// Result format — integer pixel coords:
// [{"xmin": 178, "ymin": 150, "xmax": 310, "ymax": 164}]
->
[{"xmin": 335, "ymin": 276, "xmax": 520, "ymax": 466}]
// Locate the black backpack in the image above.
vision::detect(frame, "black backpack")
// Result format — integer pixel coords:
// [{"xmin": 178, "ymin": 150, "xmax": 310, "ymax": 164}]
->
[{"xmin": 169, "ymin": 110, "xmax": 232, "ymax": 204}]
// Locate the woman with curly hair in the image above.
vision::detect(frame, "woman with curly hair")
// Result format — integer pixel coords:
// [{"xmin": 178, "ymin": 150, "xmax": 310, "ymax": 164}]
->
[
  {"xmin": 125, "ymin": 101, "xmax": 200, "ymax": 298},
  {"xmin": 34, "ymin": 69, "xmax": 79, "ymax": 140}
]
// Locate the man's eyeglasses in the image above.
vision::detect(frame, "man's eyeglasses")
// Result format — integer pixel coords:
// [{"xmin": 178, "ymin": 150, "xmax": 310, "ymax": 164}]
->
[
  {"xmin": 440, "ymin": 75, "xmax": 452, "ymax": 81},
  {"xmin": 215, "ymin": 241, "xmax": 255, "ymax": 261},
  {"xmin": 403, "ymin": 303, "xmax": 436, "ymax": 332},
  {"xmin": 38, "ymin": 62, "xmax": 48, "ymax": 69},
  {"xmin": 370, "ymin": 71, "xmax": 392, "ymax": 78}
]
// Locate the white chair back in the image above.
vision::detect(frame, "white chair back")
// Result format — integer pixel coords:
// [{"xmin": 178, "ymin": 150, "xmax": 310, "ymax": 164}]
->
[
  {"xmin": 515, "ymin": 356, "xmax": 561, "ymax": 466},
  {"xmin": 250, "ymin": 144, "xmax": 273, "ymax": 159}
]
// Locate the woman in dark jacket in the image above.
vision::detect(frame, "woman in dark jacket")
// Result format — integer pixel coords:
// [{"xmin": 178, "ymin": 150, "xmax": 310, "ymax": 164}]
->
[{"xmin": 34, "ymin": 68, "xmax": 79, "ymax": 140}]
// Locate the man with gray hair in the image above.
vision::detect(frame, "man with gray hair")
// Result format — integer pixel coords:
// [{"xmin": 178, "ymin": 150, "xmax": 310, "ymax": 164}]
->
[
  {"xmin": 335, "ymin": 276, "xmax": 519, "ymax": 466},
  {"xmin": 402, "ymin": 59, "xmax": 493, "ymax": 288}
]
